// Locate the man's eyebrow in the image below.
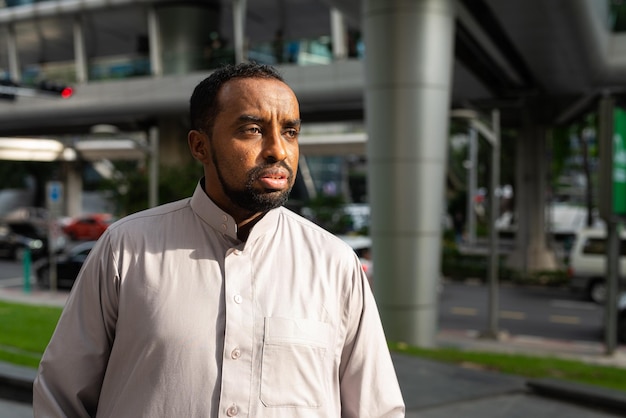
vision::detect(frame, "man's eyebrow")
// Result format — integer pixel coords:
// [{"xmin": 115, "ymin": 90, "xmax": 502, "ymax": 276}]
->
[
  {"xmin": 284, "ymin": 118, "xmax": 302, "ymax": 127},
  {"xmin": 237, "ymin": 114, "xmax": 263, "ymax": 123},
  {"xmin": 237, "ymin": 115, "xmax": 301, "ymax": 127}
]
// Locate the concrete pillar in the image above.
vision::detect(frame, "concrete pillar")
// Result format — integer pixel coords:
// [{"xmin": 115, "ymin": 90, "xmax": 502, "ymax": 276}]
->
[
  {"xmin": 157, "ymin": 117, "xmax": 194, "ymax": 167},
  {"xmin": 148, "ymin": 126, "xmax": 159, "ymax": 208},
  {"xmin": 73, "ymin": 14, "xmax": 88, "ymax": 83},
  {"xmin": 507, "ymin": 109, "xmax": 558, "ymax": 273},
  {"xmin": 233, "ymin": 0, "xmax": 247, "ymax": 64},
  {"xmin": 6, "ymin": 23, "xmax": 20, "ymax": 82},
  {"xmin": 147, "ymin": 6, "xmax": 163, "ymax": 77},
  {"xmin": 156, "ymin": 3, "xmax": 220, "ymax": 74},
  {"xmin": 466, "ymin": 127, "xmax": 478, "ymax": 246},
  {"xmin": 65, "ymin": 163, "xmax": 82, "ymax": 217},
  {"xmin": 330, "ymin": 8, "xmax": 348, "ymax": 60},
  {"xmin": 363, "ymin": 0, "xmax": 455, "ymax": 347}
]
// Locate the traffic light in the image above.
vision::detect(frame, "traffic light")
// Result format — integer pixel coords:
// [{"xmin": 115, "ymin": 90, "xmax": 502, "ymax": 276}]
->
[
  {"xmin": 0, "ymin": 79, "xmax": 18, "ymax": 100},
  {"xmin": 0, "ymin": 79, "xmax": 74, "ymax": 100},
  {"xmin": 37, "ymin": 80, "xmax": 74, "ymax": 99}
]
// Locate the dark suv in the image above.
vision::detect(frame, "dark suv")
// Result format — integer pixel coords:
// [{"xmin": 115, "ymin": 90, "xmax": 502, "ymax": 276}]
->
[
  {"xmin": 0, "ymin": 207, "xmax": 67, "ymax": 261},
  {"xmin": 0, "ymin": 222, "xmax": 45, "ymax": 260}
]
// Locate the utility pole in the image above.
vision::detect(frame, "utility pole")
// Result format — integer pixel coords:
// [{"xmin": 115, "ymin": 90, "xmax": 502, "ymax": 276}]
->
[
  {"xmin": 451, "ymin": 109, "xmax": 502, "ymax": 339},
  {"xmin": 598, "ymin": 95, "xmax": 626, "ymax": 355}
]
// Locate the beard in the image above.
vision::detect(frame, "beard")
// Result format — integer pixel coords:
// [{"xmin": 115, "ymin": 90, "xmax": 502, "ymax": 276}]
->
[{"xmin": 212, "ymin": 153, "xmax": 295, "ymax": 213}]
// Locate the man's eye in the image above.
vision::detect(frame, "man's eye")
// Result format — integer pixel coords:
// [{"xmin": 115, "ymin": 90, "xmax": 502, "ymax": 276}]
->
[
  {"xmin": 284, "ymin": 129, "xmax": 299, "ymax": 139},
  {"xmin": 241, "ymin": 126, "xmax": 262, "ymax": 136}
]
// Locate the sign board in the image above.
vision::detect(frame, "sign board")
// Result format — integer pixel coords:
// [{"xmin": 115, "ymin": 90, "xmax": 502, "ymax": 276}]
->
[
  {"xmin": 598, "ymin": 100, "xmax": 626, "ymax": 220},
  {"xmin": 46, "ymin": 181, "xmax": 64, "ymax": 218},
  {"xmin": 613, "ymin": 108, "xmax": 626, "ymax": 216}
]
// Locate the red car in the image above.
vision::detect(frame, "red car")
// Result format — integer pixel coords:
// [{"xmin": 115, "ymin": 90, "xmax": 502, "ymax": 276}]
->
[{"xmin": 62, "ymin": 213, "xmax": 115, "ymax": 240}]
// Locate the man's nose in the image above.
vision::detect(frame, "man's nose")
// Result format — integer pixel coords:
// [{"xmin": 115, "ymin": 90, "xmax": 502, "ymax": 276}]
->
[{"xmin": 262, "ymin": 128, "xmax": 287, "ymax": 162}]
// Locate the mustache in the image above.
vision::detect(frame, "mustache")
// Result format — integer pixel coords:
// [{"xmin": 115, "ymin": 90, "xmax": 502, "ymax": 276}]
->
[{"xmin": 247, "ymin": 161, "xmax": 294, "ymax": 180}]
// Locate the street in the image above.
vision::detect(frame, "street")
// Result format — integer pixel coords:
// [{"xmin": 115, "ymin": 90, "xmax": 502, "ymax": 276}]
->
[
  {"xmin": 0, "ymin": 257, "xmax": 615, "ymax": 345},
  {"xmin": 439, "ymin": 280, "xmax": 607, "ymax": 343},
  {"xmin": 0, "ymin": 258, "xmax": 28, "ymax": 288}
]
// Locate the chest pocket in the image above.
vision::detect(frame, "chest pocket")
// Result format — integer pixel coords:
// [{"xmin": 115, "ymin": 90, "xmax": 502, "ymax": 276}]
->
[{"xmin": 260, "ymin": 317, "xmax": 332, "ymax": 408}]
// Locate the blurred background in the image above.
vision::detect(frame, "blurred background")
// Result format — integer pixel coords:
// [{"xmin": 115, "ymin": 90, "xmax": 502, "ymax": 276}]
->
[{"xmin": 0, "ymin": 0, "xmax": 625, "ymax": 348}]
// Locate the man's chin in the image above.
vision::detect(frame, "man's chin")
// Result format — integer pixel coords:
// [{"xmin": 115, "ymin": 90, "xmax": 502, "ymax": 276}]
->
[
  {"xmin": 256, "ymin": 190, "xmax": 291, "ymax": 208},
  {"xmin": 233, "ymin": 189, "xmax": 291, "ymax": 212}
]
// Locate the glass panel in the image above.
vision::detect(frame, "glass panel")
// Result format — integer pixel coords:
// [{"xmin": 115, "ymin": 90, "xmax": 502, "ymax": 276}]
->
[
  {"xmin": 610, "ymin": 0, "xmax": 626, "ymax": 32},
  {"xmin": 583, "ymin": 238, "xmax": 606, "ymax": 255}
]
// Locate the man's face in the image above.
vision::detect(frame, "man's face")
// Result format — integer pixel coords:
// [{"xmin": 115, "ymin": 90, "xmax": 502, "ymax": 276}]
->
[{"xmin": 190, "ymin": 77, "xmax": 301, "ymax": 220}]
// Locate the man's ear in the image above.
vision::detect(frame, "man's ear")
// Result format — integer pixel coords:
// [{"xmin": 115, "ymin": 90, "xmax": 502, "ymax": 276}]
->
[{"xmin": 188, "ymin": 130, "xmax": 211, "ymax": 163}]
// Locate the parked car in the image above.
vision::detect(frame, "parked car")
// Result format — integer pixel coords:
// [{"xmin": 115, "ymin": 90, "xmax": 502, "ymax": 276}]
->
[
  {"xmin": 338, "ymin": 234, "xmax": 373, "ymax": 286},
  {"xmin": 2, "ymin": 206, "xmax": 50, "ymax": 223},
  {"xmin": 62, "ymin": 213, "xmax": 114, "ymax": 240},
  {"xmin": 0, "ymin": 206, "xmax": 67, "ymax": 261},
  {"xmin": 567, "ymin": 228, "xmax": 626, "ymax": 304},
  {"xmin": 0, "ymin": 222, "xmax": 44, "ymax": 260},
  {"xmin": 35, "ymin": 240, "xmax": 96, "ymax": 289}
]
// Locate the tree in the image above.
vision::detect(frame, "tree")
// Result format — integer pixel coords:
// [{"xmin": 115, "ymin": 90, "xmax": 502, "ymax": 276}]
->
[{"xmin": 549, "ymin": 112, "xmax": 599, "ymax": 228}]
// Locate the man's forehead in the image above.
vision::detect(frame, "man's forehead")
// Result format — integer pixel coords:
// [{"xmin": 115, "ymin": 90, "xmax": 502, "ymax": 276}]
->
[
  {"xmin": 218, "ymin": 78, "xmax": 299, "ymax": 114},
  {"xmin": 221, "ymin": 76, "xmax": 289, "ymax": 93}
]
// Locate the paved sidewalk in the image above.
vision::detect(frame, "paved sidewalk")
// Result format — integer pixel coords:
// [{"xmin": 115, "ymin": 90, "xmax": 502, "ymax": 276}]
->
[
  {"xmin": 2, "ymin": 287, "xmax": 626, "ymax": 417},
  {"xmin": 0, "ymin": 285, "xmax": 69, "ymax": 307},
  {"xmin": 437, "ymin": 328, "xmax": 626, "ymax": 369}
]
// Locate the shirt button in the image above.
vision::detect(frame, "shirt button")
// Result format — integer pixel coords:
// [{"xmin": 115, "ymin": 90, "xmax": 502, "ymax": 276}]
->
[
  {"xmin": 226, "ymin": 404, "xmax": 238, "ymax": 416},
  {"xmin": 231, "ymin": 348, "xmax": 241, "ymax": 359},
  {"xmin": 222, "ymin": 224, "xmax": 227, "ymax": 231},
  {"xmin": 222, "ymin": 214, "xmax": 228, "ymax": 222},
  {"xmin": 234, "ymin": 294, "xmax": 243, "ymax": 304}
]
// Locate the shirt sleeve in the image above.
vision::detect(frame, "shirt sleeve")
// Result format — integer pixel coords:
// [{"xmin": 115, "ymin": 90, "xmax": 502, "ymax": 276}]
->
[
  {"xmin": 339, "ymin": 258, "xmax": 406, "ymax": 418},
  {"xmin": 33, "ymin": 233, "xmax": 119, "ymax": 417}
]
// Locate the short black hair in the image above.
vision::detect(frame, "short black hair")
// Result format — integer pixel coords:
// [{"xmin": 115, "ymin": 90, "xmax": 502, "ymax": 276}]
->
[{"xmin": 189, "ymin": 62, "xmax": 285, "ymax": 135}]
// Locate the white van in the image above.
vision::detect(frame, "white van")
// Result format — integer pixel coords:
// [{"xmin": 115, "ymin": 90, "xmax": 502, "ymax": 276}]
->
[{"xmin": 567, "ymin": 228, "xmax": 626, "ymax": 303}]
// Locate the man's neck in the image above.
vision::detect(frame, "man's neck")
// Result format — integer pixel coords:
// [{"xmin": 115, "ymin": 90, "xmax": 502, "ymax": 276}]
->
[{"xmin": 236, "ymin": 211, "xmax": 266, "ymax": 241}]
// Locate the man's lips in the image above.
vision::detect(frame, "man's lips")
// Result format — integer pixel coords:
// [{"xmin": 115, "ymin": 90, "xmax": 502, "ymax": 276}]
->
[{"xmin": 257, "ymin": 168, "xmax": 290, "ymax": 190}]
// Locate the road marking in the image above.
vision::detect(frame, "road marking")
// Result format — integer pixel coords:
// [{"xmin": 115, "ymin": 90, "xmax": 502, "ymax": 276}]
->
[
  {"xmin": 550, "ymin": 300, "xmax": 598, "ymax": 311},
  {"xmin": 549, "ymin": 315, "xmax": 581, "ymax": 325},
  {"xmin": 450, "ymin": 307, "xmax": 477, "ymax": 316},
  {"xmin": 449, "ymin": 306, "xmax": 584, "ymax": 326},
  {"xmin": 499, "ymin": 310, "xmax": 526, "ymax": 320}
]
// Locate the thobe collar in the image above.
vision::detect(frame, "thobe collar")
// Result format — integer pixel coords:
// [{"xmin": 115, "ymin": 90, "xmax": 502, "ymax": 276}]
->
[{"xmin": 190, "ymin": 179, "xmax": 282, "ymax": 244}]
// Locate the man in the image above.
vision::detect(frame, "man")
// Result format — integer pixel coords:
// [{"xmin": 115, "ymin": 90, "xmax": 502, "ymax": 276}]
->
[{"xmin": 33, "ymin": 62, "xmax": 405, "ymax": 417}]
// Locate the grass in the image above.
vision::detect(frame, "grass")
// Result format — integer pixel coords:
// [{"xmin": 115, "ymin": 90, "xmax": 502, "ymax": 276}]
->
[
  {"xmin": 390, "ymin": 341, "xmax": 626, "ymax": 393},
  {"xmin": 1, "ymin": 299, "xmax": 625, "ymax": 395},
  {"xmin": 0, "ymin": 300, "xmax": 62, "ymax": 368}
]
